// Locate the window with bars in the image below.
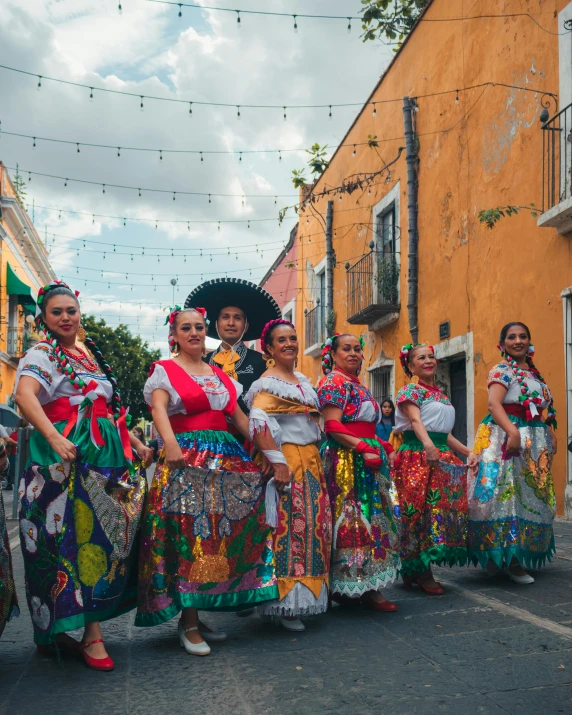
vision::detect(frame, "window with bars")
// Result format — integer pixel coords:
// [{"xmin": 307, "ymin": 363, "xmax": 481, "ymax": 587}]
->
[{"xmin": 369, "ymin": 366, "xmax": 392, "ymax": 405}]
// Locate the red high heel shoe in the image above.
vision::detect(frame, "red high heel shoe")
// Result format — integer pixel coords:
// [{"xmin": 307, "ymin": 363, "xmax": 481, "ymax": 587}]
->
[
  {"xmin": 360, "ymin": 593, "xmax": 398, "ymax": 612},
  {"xmin": 80, "ymin": 639, "xmax": 115, "ymax": 672},
  {"xmin": 415, "ymin": 577, "xmax": 444, "ymax": 595}
]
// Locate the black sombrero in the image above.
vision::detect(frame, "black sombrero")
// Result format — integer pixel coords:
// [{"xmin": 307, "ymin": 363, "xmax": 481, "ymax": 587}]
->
[{"xmin": 184, "ymin": 277, "xmax": 282, "ymax": 341}]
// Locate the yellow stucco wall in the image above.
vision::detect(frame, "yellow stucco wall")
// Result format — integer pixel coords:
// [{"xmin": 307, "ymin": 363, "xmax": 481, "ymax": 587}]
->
[{"xmin": 296, "ymin": 0, "xmax": 571, "ymax": 513}]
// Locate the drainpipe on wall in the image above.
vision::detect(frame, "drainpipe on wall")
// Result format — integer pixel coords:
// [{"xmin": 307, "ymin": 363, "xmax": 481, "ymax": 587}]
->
[
  {"xmin": 402, "ymin": 97, "xmax": 419, "ymax": 344},
  {"xmin": 325, "ymin": 200, "xmax": 335, "ymax": 333}
]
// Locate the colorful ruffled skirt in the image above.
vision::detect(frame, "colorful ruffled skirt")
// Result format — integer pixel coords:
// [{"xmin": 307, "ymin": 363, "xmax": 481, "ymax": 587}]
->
[
  {"xmin": 259, "ymin": 442, "xmax": 332, "ymax": 617},
  {"xmin": 135, "ymin": 429, "xmax": 278, "ymax": 626},
  {"xmin": 18, "ymin": 419, "xmax": 146, "ymax": 645},
  {"xmin": 1, "ymin": 486, "xmax": 19, "ymax": 637},
  {"xmin": 468, "ymin": 415, "xmax": 555, "ymax": 570},
  {"xmin": 321, "ymin": 437, "xmax": 401, "ymax": 597},
  {"xmin": 393, "ymin": 431, "xmax": 468, "ymax": 575}
]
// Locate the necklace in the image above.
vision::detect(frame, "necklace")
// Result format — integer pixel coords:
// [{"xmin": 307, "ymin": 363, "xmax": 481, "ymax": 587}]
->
[
  {"xmin": 60, "ymin": 345, "xmax": 99, "ymax": 373},
  {"xmin": 418, "ymin": 380, "xmax": 441, "ymax": 393},
  {"xmin": 332, "ymin": 366, "xmax": 361, "ymax": 384},
  {"xmin": 503, "ymin": 354, "xmax": 553, "ymax": 422}
]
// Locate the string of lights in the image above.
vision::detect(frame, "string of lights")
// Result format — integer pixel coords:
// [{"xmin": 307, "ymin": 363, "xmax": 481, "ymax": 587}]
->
[
  {"xmin": 142, "ymin": 3, "xmax": 571, "ymax": 38},
  {"xmin": 0, "ymin": 64, "xmax": 554, "ymax": 120},
  {"xmin": 7, "ymin": 165, "xmax": 294, "ymax": 200}
]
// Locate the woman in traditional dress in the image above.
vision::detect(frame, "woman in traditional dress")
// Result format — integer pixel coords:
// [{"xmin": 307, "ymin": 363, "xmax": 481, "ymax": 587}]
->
[
  {"xmin": 14, "ymin": 281, "xmax": 151, "ymax": 670},
  {"xmin": 135, "ymin": 307, "xmax": 278, "ymax": 655},
  {"xmin": 317, "ymin": 333, "xmax": 401, "ymax": 611},
  {"xmin": 393, "ymin": 343, "xmax": 477, "ymax": 595},
  {"xmin": 244, "ymin": 319, "xmax": 332, "ymax": 632},
  {"xmin": 468, "ymin": 322, "xmax": 557, "ymax": 584},
  {"xmin": 0, "ymin": 440, "xmax": 18, "ymax": 638}
]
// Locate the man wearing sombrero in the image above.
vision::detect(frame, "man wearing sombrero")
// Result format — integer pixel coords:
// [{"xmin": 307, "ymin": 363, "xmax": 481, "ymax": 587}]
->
[{"xmin": 184, "ymin": 278, "xmax": 282, "ymax": 415}]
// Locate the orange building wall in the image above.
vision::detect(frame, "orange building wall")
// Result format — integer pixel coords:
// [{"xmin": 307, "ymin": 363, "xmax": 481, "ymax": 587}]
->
[{"xmin": 296, "ymin": 0, "xmax": 571, "ymax": 513}]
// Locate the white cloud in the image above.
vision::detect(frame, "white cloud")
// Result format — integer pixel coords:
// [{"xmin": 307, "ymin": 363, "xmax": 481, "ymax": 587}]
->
[{"xmin": 1, "ymin": 0, "xmax": 393, "ymax": 350}]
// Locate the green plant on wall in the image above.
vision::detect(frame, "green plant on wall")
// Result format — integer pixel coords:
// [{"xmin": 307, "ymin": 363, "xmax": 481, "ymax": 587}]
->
[
  {"xmin": 360, "ymin": 0, "xmax": 429, "ymax": 45},
  {"xmin": 478, "ymin": 204, "xmax": 538, "ymax": 230},
  {"xmin": 378, "ymin": 252, "xmax": 399, "ymax": 303}
]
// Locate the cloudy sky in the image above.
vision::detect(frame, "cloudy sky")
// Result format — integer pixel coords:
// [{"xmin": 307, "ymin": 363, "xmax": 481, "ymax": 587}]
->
[{"xmin": 1, "ymin": 0, "xmax": 394, "ymax": 354}]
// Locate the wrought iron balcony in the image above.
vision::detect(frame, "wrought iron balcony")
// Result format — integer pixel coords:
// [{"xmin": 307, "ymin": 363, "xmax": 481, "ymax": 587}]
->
[
  {"xmin": 304, "ymin": 301, "xmax": 324, "ymax": 350},
  {"xmin": 538, "ymin": 102, "xmax": 572, "ymax": 234},
  {"xmin": 345, "ymin": 242, "xmax": 400, "ymax": 325}
]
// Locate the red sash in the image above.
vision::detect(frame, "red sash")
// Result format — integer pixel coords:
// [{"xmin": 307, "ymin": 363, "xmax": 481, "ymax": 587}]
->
[
  {"xmin": 504, "ymin": 404, "xmax": 543, "ymax": 421},
  {"xmin": 43, "ymin": 395, "xmax": 108, "ymax": 446},
  {"xmin": 325, "ymin": 420, "xmax": 376, "ymax": 439},
  {"xmin": 150, "ymin": 360, "xmax": 238, "ymax": 433}
]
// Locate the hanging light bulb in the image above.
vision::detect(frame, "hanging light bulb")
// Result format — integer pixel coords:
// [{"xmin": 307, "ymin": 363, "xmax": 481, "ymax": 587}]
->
[
  {"xmin": 118, "ymin": 2, "xmax": 122, "ymax": 15},
  {"xmin": 178, "ymin": 3, "xmax": 182, "ymax": 18},
  {"xmin": 64, "ymin": 179, "xmax": 67, "ymax": 187},
  {"xmin": 236, "ymin": 10, "xmax": 241, "ymax": 27},
  {"xmin": 239, "ymin": 152, "xmax": 243, "ymax": 163},
  {"xmin": 138, "ymin": 188, "xmax": 142, "ymax": 197},
  {"xmin": 188, "ymin": 102, "xmax": 193, "ymax": 116},
  {"xmin": 352, "ymin": 145, "xmax": 357, "ymax": 157},
  {"xmin": 455, "ymin": 90, "xmax": 459, "ymax": 103},
  {"xmin": 76, "ymin": 143, "xmax": 80, "ymax": 154},
  {"xmin": 329, "ymin": 106, "xmax": 332, "ymax": 120},
  {"xmin": 283, "ymin": 107, "xmax": 287, "ymax": 121},
  {"xmin": 293, "ymin": 15, "xmax": 298, "ymax": 32},
  {"xmin": 372, "ymin": 103, "xmax": 377, "ymax": 117},
  {"xmin": 89, "ymin": 87, "xmax": 94, "ymax": 101},
  {"xmin": 159, "ymin": 150, "xmax": 163, "ymax": 161},
  {"xmin": 208, "ymin": 194, "xmax": 212, "ymax": 203},
  {"xmin": 37, "ymin": 76, "xmax": 42, "ymax": 90},
  {"xmin": 32, "ymin": 137, "xmax": 36, "ymax": 148},
  {"xmin": 278, "ymin": 151, "xmax": 282, "ymax": 162},
  {"xmin": 347, "ymin": 18, "xmax": 352, "ymax": 33},
  {"xmin": 200, "ymin": 152, "xmax": 204, "ymax": 162},
  {"xmin": 140, "ymin": 96, "xmax": 144, "ymax": 112},
  {"xmin": 117, "ymin": 147, "xmax": 121, "ymax": 158},
  {"xmin": 102, "ymin": 184, "xmax": 106, "ymax": 194},
  {"xmin": 237, "ymin": 105, "xmax": 241, "ymax": 119}
]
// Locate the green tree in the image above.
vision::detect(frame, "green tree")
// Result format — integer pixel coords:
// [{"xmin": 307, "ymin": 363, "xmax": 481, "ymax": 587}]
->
[
  {"xmin": 13, "ymin": 167, "xmax": 27, "ymax": 206},
  {"xmin": 82, "ymin": 315, "xmax": 161, "ymax": 422},
  {"xmin": 360, "ymin": 0, "xmax": 429, "ymax": 45}
]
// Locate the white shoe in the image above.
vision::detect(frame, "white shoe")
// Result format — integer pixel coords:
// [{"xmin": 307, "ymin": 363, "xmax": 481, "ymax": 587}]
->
[
  {"xmin": 505, "ymin": 568, "xmax": 535, "ymax": 585},
  {"xmin": 198, "ymin": 628, "xmax": 227, "ymax": 642},
  {"xmin": 279, "ymin": 617, "xmax": 305, "ymax": 632},
  {"xmin": 178, "ymin": 623, "xmax": 211, "ymax": 656}
]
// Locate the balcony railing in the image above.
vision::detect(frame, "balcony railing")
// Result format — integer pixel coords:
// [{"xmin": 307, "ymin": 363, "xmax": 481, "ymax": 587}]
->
[
  {"xmin": 542, "ymin": 103, "xmax": 572, "ymax": 212},
  {"xmin": 304, "ymin": 301, "xmax": 324, "ymax": 349},
  {"xmin": 346, "ymin": 242, "xmax": 400, "ymax": 325}
]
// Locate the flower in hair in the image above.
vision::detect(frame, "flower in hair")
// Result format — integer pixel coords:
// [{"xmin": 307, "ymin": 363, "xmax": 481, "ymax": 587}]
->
[{"xmin": 260, "ymin": 318, "xmax": 294, "ymax": 354}]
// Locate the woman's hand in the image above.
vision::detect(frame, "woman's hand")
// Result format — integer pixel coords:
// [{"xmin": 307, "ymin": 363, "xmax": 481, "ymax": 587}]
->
[
  {"xmin": 388, "ymin": 451, "xmax": 396, "ymax": 469},
  {"xmin": 48, "ymin": 433, "xmax": 77, "ymax": 462},
  {"xmin": 505, "ymin": 429, "xmax": 521, "ymax": 455},
  {"xmin": 137, "ymin": 445, "xmax": 154, "ymax": 468},
  {"xmin": 273, "ymin": 463, "xmax": 291, "ymax": 491},
  {"xmin": 424, "ymin": 442, "xmax": 440, "ymax": 467},
  {"xmin": 259, "ymin": 453, "xmax": 274, "ymax": 478},
  {"xmin": 164, "ymin": 440, "xmax": 185, "ymax": 470},
  {"xmin": 467, "ymin": 451, "xmax": 478, "ymax": 470},
  {"xmin": 550, "ymin": 428, "xmax": 558, "ymax": 456}
]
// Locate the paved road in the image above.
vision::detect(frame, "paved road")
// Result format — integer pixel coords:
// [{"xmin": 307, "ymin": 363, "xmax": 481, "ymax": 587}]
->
[{"xmin": 2, "ymin": 486, "xmax": 572, "ymax": 714}]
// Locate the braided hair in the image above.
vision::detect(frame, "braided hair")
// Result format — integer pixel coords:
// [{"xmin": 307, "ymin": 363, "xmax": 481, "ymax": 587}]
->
[
  {"xmin": 36, "ymin": 282, "xmax": 124, "ymax": 418},
  {"xmin": 498, "ymin": 322, "xmax": 557, "ymax": 425},
  {"xmin": 260, "ymin": 318, "xmax": 295, "ymax": 355}
]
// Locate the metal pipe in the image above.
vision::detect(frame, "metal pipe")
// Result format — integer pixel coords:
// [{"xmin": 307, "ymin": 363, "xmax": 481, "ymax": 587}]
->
[
  {"xmin": 402, "ymin": 97, "xmax": 419, "ymax": 344},
  {"xmin": 325, "ymin": 200, "xmax": 334, "ymax": 330}
]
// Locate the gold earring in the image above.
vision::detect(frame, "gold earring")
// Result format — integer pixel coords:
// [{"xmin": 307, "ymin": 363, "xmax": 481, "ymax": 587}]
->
[
  {"xmin": 264, "ymin": 355, "xmax": 276, "ymax": 368},
  {"xmin": 77, "ymin": 324, "xmax": 86, "ymax": 342}
]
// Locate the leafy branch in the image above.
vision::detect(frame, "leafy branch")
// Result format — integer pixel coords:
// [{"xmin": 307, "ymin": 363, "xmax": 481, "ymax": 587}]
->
[
  {"xmin": 478, "ymin": 203, "xmax": 538, "ymax": 230},
  {"xmin": 291, "ymin": 143, "xmax": 330, "ymax": 188},
  {"xmin": 360, "ymin": 0, "xmax": 429, "ymax": 46}
]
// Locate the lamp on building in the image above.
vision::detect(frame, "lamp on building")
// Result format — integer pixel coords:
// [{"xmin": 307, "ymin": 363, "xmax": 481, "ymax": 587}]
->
[{"xmin": 539, "ymin": 107, "xmax": 550, "ymax": 124}]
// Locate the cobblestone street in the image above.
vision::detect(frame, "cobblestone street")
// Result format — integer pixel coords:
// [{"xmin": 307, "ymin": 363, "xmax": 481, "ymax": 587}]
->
[{"xmin": 2, "ymin": 480, "xmax": 572, "ymax": 715}]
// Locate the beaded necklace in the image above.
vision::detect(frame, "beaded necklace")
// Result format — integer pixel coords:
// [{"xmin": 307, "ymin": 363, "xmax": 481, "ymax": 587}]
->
[
  {"xmin": 60, "ymin": 344, "xmax": 100, "ymax": 373},
  {"xmin": 503, "ymin": 352, "xmax": 557, "ymax": 426},
  {"xmin": 332, "ymin": 366, "xmax": 361, "ymax": 384}
]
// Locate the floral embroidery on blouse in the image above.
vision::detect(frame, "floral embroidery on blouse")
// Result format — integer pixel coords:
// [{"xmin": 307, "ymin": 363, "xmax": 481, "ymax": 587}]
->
[
  {"xmin": 192, "ymin": 374, "xmax": 227, "ymax": 395},
  {"xmin": 21, "ymin": 363, "xmax": 52, "ymax": 385},
  {"xmin": 487, "ymin": 363, "xmax": 514, "ymax": 390},
  {"xmin": 317, "ymin": 372, "xmax": 380, "ymax": 423},
  {"xmin": 396, "ymin": 382, "xmax": 451, "ymax": 408}
]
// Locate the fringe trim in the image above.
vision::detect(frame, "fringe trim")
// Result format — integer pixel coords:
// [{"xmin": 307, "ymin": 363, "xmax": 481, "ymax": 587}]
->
[
  {"xmin": 468, "ymin": 538, "xmax": 556, "ymax": 571},
  {"xmin": 400, "ymin": 546, "xmax": 469, "ymax": 576},
  {"xmin": 330, "ymin": 566, "xmax": 400, "ymax": 598},
  {"xmin": 258, "ymin": 582, "xmax": 329, "ymax": 617}
]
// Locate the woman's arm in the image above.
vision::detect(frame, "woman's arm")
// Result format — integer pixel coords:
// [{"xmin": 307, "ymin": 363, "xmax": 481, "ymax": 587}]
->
[
  {"xmin": 321, "ymin": 405, "xmax": 380, "ymax": 461},
  {"xmin": 399, "ymin": 402, "xmax": 440, "ymax": 466},
  {"xmin": 230, "ymin": 407, "xmax": 251, "ymax": 442},
  {"xmin": 150, "ymin": 389, "xmax": 185, "ymax": 470},
  {"xmin": 251, "ymin": 418, "xmax": 291, "ymax": 489},
  {"xmin": 488, "ymin": 383, "xmax": 521, "ymax": 453},
  {"xmin": 446, "ymin": 434, "xmax": 478, "ymax": 468},
  {"xmin": 15, "ymin": 376, "xmax": 76, "ymax": 461},
  {"xmin": 128, "ymin": 432, "xmax": 154, "ymax": 467}
]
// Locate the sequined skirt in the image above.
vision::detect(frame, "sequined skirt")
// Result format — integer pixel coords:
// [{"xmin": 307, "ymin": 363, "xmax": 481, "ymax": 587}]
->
[
  {"xmin": 18, "ymin": 420, "xmax": 146, "ymax": 645},
  {"xmin": 321, "ymin": 437, "xmax": 401, "ymax": 597},
  {"xmin": 0, "ymin": 486, "xmax": 18, "ymax": 637},
  {"xmin": 135, "ymin": 429, "xmax": 278, "ymax": 626},
  {"xmin": 468, "ymin": 415, "xmax": 555, "ymax": 569},
  {"xmin": 393, "ymin": 432, "xmax": 468, "ymax": 575},
  {"xmin": 258, "ymin": 442, "xmax": 332, "ymax": 616}
]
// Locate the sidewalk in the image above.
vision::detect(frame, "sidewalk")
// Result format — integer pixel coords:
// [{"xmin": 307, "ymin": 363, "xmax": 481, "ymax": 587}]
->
[{"xmin": 2, "ymin": 493, "xmax": 572, "ymax": 714}]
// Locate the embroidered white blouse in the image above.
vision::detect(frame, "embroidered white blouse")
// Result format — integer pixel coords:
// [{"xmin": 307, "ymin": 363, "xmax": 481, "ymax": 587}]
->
[
  {"xmin": 244, "ymin": 372, "xmax": 321, "ymax": 446},
  {"xmin": 15, "ymin": 342, "xmax": 112, "ymax": 406},
  {"xmin": 394, "ymin": 382, "xmax": 456, "ymax": 434},
  {"xmin": 144, "ymin": 363, "xmax": 243, "ymax": 416}
]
